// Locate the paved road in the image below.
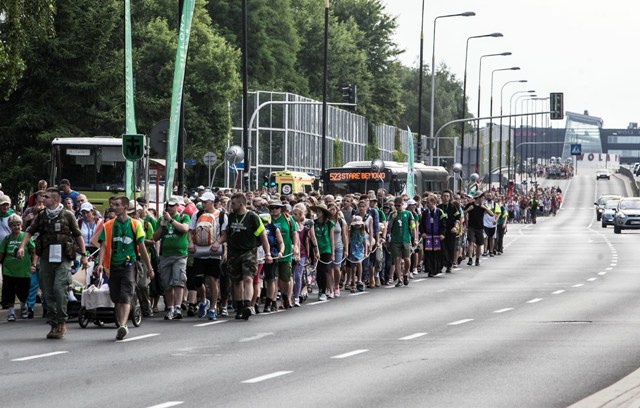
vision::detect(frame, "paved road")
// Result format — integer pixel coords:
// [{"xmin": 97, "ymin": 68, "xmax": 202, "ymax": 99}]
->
[{"xmin": 2, "ymin": 171, "xmax": 640, "ymax": 408}]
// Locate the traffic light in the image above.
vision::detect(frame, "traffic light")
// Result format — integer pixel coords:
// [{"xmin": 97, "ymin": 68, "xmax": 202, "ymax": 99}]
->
[
  {"xmin": 263, "ymin": 175, "xmax": 269, "ymax": 187},
  {"xmin": 550, "ymin": 92, "xmax": 564, "ymax": 120},
  {"xmin": 340, "ymin": 84, "xmax": 357, "ymax": 105}
]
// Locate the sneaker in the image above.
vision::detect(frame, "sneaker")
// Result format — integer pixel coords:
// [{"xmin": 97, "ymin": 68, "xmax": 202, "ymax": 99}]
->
[
  {"xmin": 116, "ymin": 325, "xmax": 129, "ymax": 340},
  {"xmin": 294, "ymin": 299, "xmax": 301, "ymax": 307},
  {"xmin": 489, "ymin": 253, "xmax": 494, "ymax": 257},
  {"xmin": 326, "ymin": 292, "xmax": 335, "ymax": 299},
  {"xmin": 207, "ymin": 309, "xmax": 217, "ymax": 321},
  {"xmin": 467, "ymin": 258, "xmax": 473, "ymax": 266},
  {"xmin": 481, "ymin": 252, "xmax": 488, "ymax": 257},
  {"xmin": 197, "ymin": 299, "xmax": 210, "ymax": 318},
  {"xmin": 318, "ymin": 293, "xmax": 327, "ymax": 301},
  {"xmin": 356, "ymin": 281, "xmax": 365, "ymax": 292},
  {"xmin": 67, "ymin": 291, "xmax": 78, "ymax": 302},
  {"xmin": 173, "ymin": 308, "xmax": 183, "ymax": 320},
  {"xmin": 475, "ymin": 259, "xmax": 480, "ymax": 266},
  {"xmin": 334, "ymin": 288, "xmax": 341, "ymax": 298},
  {"xmin": 7, "ymin": 314, "xmax": 15, "ymax": 322},
  {"xmin": 187, "ymin": 304, "xmax": 196, "ymax": 317},
  {"xmin": 242, "ymin": 306, "xmax": 253, "ymax": 321},
  {"xmin": 27, "ymin": 308, "xmax": 34, "ymax": 319},
  {"xmin": 394, "ymin": 279, "xmax": 403, "ymax": 287},
  {"xmin": 445, "ymin": 267, "xmax": 452, "ymax": 274},
  {"xmin": 21, "ymin": 308, "xmax": 28, "ymax": 319},
  {"xmin": 164, "ymin": 310, "xmax": 174, "ymax": 320},
  {"xmin": 403, "ymin": 276, "xmax": 409, "ymax": 286},
  {"xmin": 220, "ymin": 307, "xmax": 229, "ymax": 317}
]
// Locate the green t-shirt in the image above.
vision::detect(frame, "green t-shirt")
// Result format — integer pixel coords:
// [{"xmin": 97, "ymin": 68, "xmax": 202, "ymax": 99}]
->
[
  {"xmin": 98, "ymin": 217, "xmax": 146, "ymax": 266},
  {"xmin": 377, "ymin": 207, "xmax": 387, "ymax": 222},
  {"xmin": 314, "ymin": 220, "xmax": 334, "ymax": 255},
  {"xmin": 144, "ymin": 213, "xmax": 158, "ymax": 232},
  {"xmin": 273, "ymin": 214, "xmax": 298, "ymax": 263},
  {"xmin": 0, "ymin": 232, "xmax": 34, "ymax": 278},
  {"xmin": 158, "ymin": 213, "xmax": 190, "ymax": 256},
  {"xmin": 390, "ymin": 210, "xmax": 414, "ymax": 244},
  {"xmin": 226, "ymin": 211, "xmax": 265, "ymax": 256}
]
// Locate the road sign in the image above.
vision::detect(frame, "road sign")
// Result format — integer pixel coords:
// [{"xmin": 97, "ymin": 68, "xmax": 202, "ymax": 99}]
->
[
  {"xmin": 184, "ymin": 159, "xmax": 196, "ymax": 167},
  {"xmin": 281, "ymin": 184, "xmax": 292, "ymax": 195},
  {"xmin": 203, "ymin": 151, "xmax": 217, "ymax": 167},
  {"xmin": 122, "ymin": 134, "xmax": 144, "ymax": 161},
  {"xmin": 571, "ymin": 143, "xmax": 582, "ymax": 155}
]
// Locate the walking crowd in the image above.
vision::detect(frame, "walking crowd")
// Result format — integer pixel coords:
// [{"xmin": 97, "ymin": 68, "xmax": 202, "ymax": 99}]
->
[{"xmin": 0, "ymin": 178, "xmax": 562, "ymax": 341}]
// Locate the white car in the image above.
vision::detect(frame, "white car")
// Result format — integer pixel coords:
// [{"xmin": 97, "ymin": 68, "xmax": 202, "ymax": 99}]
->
[{"xmin": 596, "ymin": 169, "xmax": 611, "ymax": 180}]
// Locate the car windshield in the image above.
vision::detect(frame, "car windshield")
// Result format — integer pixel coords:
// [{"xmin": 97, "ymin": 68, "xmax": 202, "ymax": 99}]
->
[
  {"xmin": 605, "ymin": 201, "xmax": 620, "ymax": 209},
  {"xmin": 599, "ymin": 196, "xmax": 619, "ymax": 205},
  {"xmin": 619, "ymin": 200, "xmax": 640, "ymax": 210}
]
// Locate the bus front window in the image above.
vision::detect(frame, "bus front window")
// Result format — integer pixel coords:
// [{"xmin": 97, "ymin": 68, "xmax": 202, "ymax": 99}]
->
[{"xmin": 56, "ymin": 146, "xmax": 126, "ymax": 191}]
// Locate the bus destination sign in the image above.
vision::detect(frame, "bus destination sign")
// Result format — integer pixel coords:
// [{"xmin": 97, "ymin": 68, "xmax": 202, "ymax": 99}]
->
[{"xmin": 328, "ymin": 170, "xmax": 387, "ymax": 182}]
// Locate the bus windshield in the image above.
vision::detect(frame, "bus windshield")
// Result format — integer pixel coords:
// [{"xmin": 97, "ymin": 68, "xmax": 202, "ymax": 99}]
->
[{"xmin": 53, "ymin": 144, "xmax": 126, "ymax": 192}]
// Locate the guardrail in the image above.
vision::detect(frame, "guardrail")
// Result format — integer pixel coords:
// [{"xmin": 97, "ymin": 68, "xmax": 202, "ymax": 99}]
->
[{"xmin": 618, "ymin": 167, "xmax": 639, "ymax": 197}]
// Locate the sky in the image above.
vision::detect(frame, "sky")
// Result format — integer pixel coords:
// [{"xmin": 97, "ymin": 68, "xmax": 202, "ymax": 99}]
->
[{"xmin": 381, "ymin": 0, "xmax": 639, "ymax": 129}]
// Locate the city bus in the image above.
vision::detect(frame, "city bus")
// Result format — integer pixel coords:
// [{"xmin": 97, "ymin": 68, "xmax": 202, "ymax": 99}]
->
[
  {"xmin": 265, "ymin": 170, "xmax": 315, "ymax": 195},
  {"xmin": 50, "ymin": 137, "xmax": 148, "ymax": 210},
  {"xmin": 324, "ymin": 161, "xmax": 449, "ymax": 196}
]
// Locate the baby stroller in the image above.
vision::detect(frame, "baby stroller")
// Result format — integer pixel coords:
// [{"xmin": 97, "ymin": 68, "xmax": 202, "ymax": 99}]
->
[{"xmin": 78, "ymin": 269, "xmax": 142, "ymax": 329}]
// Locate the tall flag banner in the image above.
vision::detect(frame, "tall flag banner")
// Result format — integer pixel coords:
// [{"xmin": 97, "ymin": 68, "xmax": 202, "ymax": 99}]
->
[
  {"xmin": 124, "ymin": 0, "xmax": 136, "ymax": 198},
  {"xmin": 164, "ymin": 0, "xmax": 196, "ymax": 203},
  {"xmin": 406, "ymin": 127, "xmax": 415, "ymax": 197}
]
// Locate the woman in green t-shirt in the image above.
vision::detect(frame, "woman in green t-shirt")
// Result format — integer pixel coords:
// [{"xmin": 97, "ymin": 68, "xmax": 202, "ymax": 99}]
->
[{"xmin": 309, "ymin": 204, "xmax": 334, "ymax": 301}]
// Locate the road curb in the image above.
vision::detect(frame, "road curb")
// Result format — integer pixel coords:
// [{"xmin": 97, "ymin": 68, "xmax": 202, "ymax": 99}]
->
[{"xmin": 568, "ymin": 367, "xmax": 640, "ymax": 408}]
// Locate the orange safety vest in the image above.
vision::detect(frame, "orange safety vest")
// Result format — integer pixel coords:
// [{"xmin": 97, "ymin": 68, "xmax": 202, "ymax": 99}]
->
[{"xmin": 101, "ymin": 217, "xmax": 140, "ymax": 276}]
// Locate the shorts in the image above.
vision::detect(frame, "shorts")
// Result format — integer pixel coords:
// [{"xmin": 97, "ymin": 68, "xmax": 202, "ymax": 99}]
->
[
  {"xmin": 158, "ymin": 256, "xmax": 188, "ymax": 288},
  {"xmin": 228, "ymin": 250, "xmax": 258, "ymax": 283},
  {"xmin": 263, "ymin": 262, "xmax": 277, "ymax": 281},
  {"xmin": 467, "ymin": 228, "xmax": 484, "ymax": 244},
  {"xmin": 108, "ymin": 263, "xmax": 136, "ymax": 305},
  {"xmin": 277, "ymin": 262, "xmax": 292, "ymax": 281},
  {"xmin": 1, "ymin": 275, "xmax": 30, "ymax": 307},
  {"xmin": 193, "ymin": 258, "xmax": 222, "ymax": 279},
  {"xmin": 484, "ymin": 227, "xmax": 496, "ymax": 238},
  {"xmin": 390, "ymin": 242, "xmax": 411, "ymax": 259},
  {"xmin": 331, "ymin": 248, "xmax": 344, "ymax": 268}
]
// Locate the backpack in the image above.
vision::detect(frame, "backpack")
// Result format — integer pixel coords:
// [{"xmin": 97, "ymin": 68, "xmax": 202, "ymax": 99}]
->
[{"xmin": 194, "ymin": 210, "xmax": 217, "ymax": 246}]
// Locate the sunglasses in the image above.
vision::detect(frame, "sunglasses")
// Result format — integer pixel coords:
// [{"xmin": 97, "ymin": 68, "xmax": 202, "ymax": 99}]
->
[{"xmin": 166, "ymin": 204, "xmax": 176, "ymax": 207}]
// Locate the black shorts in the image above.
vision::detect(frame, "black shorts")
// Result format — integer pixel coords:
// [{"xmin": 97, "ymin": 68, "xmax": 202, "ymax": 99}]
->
[
  {"xmin": 1, "ymin": 275, "xmax": 30, "ymax": 307},
  {"xmin": 467, "ymin": 227, "xmax": 484, "ymax": 244},
  {"xmin": 484, "ymin": 227, "xmax": 496, "ymax": 238},
  {"xmin": 193, "ymin": 258, "xmax": 222, "ymax": 279},
  {"xmin": 109, "ymin": 263, "xmax": 135, "ymax": 305},
  {"xmin": 262, "ymin": 262, "xmax": 277, "ymax": 281}
]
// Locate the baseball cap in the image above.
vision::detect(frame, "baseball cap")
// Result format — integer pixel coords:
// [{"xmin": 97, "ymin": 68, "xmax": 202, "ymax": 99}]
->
[
  {"xmin": 200, "ymin": 192, "xmax": 216, "ymax": 202},
  {"xmin": 80, "ymin": 202, "xmax": 93, "ymax": 212}
]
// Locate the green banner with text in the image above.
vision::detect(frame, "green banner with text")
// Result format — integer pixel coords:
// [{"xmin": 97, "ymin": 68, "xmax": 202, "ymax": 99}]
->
[
  {"xmin": 124, "ymin": 0, "xmax": 136, "ymax": 199},
  {"xmin": 164, "ymin": 0, "xmax": 196, "ymax": 203}
]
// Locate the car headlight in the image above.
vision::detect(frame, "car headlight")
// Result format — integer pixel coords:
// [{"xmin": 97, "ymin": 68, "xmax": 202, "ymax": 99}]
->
[
  {"xmin": 598, "ymin": 208, "xmax": 604, "ymax": 213},
  {"xmin": 617, "ymin": 211, "xmax": 627, "ymax": 219}
]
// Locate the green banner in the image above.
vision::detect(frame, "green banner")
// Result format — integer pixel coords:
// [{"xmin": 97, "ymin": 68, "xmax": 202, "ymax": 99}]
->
[
  {"xmin": 124, "ymin": 0, "xmax": 136, "ymax": 198},
  {"xmin": 406, "ymin": 127, "xmax": 415, "ymax": 197},
  {"xmin": 164, "ymin": 0, "xmax": 196, "ymax": 203}
]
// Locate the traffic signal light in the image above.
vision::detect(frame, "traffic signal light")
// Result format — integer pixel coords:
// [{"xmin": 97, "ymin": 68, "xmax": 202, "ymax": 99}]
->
[
  {"xmin": 550, "ymin": 92, "xmax": 564, "ymax": 120},
  {"xmin": 340, "ymin": 84, "xmax": 357, "ymax": 105},
  {"xmin": 263, "ymin": 175, "xmax": 269, "ymax": 187}
]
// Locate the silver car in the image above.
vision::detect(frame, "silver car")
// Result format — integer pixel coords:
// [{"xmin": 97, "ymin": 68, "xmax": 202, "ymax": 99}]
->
[
  {"xmin": 601, "ymin": 200, "xmax": 620, "ymax": 228},
  {"xmin": 614, "ymin": 197, "xmax": 640, "ymax": 233}
]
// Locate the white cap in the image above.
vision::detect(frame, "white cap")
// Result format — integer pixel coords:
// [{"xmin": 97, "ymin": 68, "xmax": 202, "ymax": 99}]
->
[
  {"xmin": 406, "ymin": 199, "xmax": 417, "ymax": 206},
  {"xmin": 80, "ymin": 202, "xmax": 93, "ymax": 212},
  {"xmin": 200, "ymin": 192, "xmax": 216, "ymax": 202}
]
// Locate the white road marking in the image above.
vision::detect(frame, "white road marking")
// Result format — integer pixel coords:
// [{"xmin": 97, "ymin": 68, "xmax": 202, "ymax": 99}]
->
[
  {"xmin": 552, "ymin": 290, "xmax": 566, "ymax": 295},
  {"xmin": 448, "ymin": 319, "xmax": 474, "ymax": 326},
  {"xmin": 331, "ymin": 349, "xmax": 369, "ymax": 359},
  {"xmin": 12, "ymin": 351, "xmax": 69, "ymax": 362},
  {"xmin": 242, "ymin": 371, "xmax": 293, "ymax": 383},
  {"xmin": 350, "ymin": 292, "xmax": 368, "ymax": 296},
  {"xmin": 572, "ymin": 284, "xmax": 585, "ymax": 288},
  {"xmin": 606, "ymin": 267, "xmax": 613, "ymax": 270},
  {"xmin": 399, "ymin": 332, "xmax": 428, "ymax": 340},
  {"xmin": 598, "ymin": 272, "xmax": 607, "ymax": 276},
  {"xmin": 412, "ymin": 278, "xmax": 427, "ymax": 283},
  {"xmin": 118, "ymin": 333, "xmax": 160, "ymax": 343},
  {"xmin": 527, "ymin": 298, "xmax": 543, "ymax": 304},
  {"xmin": 146, "ymin": 402, "xmax": 184, "ymax": 408},
  {"xmin": 239, "ymin": 332, "xmax": 274, "ymax": 343},
  {"xmin": 493, "ymin": 308, "xmax": 514, "ymax": 314},
  {"xmin": 308, "ymin": 300, "xmax": 329, "ymax": 305},
  {"xmin": 610, "ymin": 264, "xmax": 617, "ymax": 267},
  {"xmin": 587, "ymin": 278, "xmax": 598, "ymax": 282},
  {"xmin": 194, "ymin": 320, "xmax": 228, "ymax": 327}
]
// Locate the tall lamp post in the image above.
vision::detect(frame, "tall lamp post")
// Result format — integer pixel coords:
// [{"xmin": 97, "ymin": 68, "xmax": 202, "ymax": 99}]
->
[
  {"xmin": 429, "ymin": 11, "xmax": 475, "ymax": 165},
  {"xmin": 460, "ymin": 32, "xmax": 503, "ymax": 172},
  {"xmin": 416, "ymin": 0, "xmax": 426, "ymax": 163},
  {"xmin": 517, "ymin": 95, "xmax": 536, "ymax": 184},
  {"xmin": 499, "ymin": 79, "xmax": 527, "ymax": 184},
  {"xmin": 321, "ymin": 0, "xmax": 330, "ymax": 185},
  {"xmin": 475, "ymin": 51, "xmax": 511, "ymax": 174},
  {"xmin": 508, "ymin": 89, "xmax": 535, "ymax": 180}
]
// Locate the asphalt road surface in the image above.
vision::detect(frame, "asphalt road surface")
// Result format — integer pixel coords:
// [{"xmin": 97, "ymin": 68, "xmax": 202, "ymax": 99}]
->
[{"xmin": 2, "ymin": 170, "xmax": 640, "ymax": 408}]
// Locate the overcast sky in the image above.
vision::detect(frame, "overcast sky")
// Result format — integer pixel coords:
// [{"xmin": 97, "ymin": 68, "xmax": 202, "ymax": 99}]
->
[{"xmin": 381, "ymin": 0, "xmax": 638, "ymax": 129}]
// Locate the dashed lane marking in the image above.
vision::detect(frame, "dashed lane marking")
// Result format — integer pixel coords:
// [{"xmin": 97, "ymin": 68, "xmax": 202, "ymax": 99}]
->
[
  {"xmin": 606, "ymin": 267, "xmax": 613, "ymax": 270},
  {"xmin": 412, "ymin": 278, "xmax": 427, "ymax": 283},
  {"xmin": 331, "ymin": 349, "xmax": 369, "ymax": 359},
  {"xmin": 242, "ymin": 371, "xmax": 293, "ymax": 383},
  {"xmin": 572, "ymin": 284, "xmax": 585, "ymax": 288},
  {"xmin": 399, "ymin": 333, "xmax": 428, "ymax": 340},
  {"xmin": 448, "ymin": 319, "xmax": 474, "ymax": 326},
  {"xmin": 118, "ymin": 333, "xmax": 160, "ymax": 343},
  {"xmin": 552, "ymin": 290, "xmax": 566, "ymax": 295},
  {"xmin": 598, "ymin": 272, "xmax": 607, "ymax": 276},
  {"xmin": 527, "ymin": 298, "xmax": 543, "ymax": 304},
  {"xmin": 194, "ymin": 320, "xmax": 229, "ymax": 327},
  {"xmin": 146, "ymin": 402, "xmax": 184, "ymax": 408},
  {"xmin": 587, "ymin": 278, "xmax": 598, "ymax": 282},
  {"xmin": 12, "ymin": 351, "xmax": 69, "ymax": 362},
  {"xmin": 308, "ymin": 300, "xmax": 329, "ymax": 306},
  {"xmin": 350, "ymin": 292, "xmax": 368, "ymax": 296},
  {"xmin": 493, "ymin": 308, "xmax": 514, "ymax": 314},
  {"xmin": 239, "ymin": 332, "xmax": 274, "ymax": 343}
]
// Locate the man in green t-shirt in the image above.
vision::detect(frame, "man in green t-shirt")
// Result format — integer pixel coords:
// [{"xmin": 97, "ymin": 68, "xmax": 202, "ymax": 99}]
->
[
  {"xmin": 269, "ymin": 200, "xmax": 299, "ymax": 309},
  {"xmin": 212, "ymin": 193, "xmax": 272, "ymax": 320},
  {"xmin": 387, "ymin": 197, "xmax": 415, "ymax": 287},
  {"xmin": 153, "ymin": 196, "xmax": 190, "ymax": 320},
  {"xmin": 96, "ymin": 196, "xmax": 153, "ymax": 340}
]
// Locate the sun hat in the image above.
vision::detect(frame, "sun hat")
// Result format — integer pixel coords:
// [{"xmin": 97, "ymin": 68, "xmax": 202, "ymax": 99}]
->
[
  {"xmin": 310, "ymin": 203, "xmax": 331, "ymax": 217},
  {"xmin": 350, "ymin": 215, "xmax": 364, "ymax": 227}
]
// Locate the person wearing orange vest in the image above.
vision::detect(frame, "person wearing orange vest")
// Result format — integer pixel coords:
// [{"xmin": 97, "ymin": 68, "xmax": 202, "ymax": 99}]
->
[{"xmin": 95, "ymin": 196, "xmax": 154, "ymax": 341}]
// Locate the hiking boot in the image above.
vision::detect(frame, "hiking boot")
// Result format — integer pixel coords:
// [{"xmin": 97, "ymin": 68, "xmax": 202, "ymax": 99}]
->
[
  {"xmin": 116, "ymin": 325, "xmax": 128, "ymax": 341},
  {"xmin": 262, "ymin": 299, "xmax": 272, "ymax": 313},
  {"xmin": 467, "ymin": 258, "xmax": 473, "ymax": 266},
  {"xmin": 46, "ymin": 324, "xmax": 58, "ymax": 339},
  {"xmin": 242, "ymin": 306, "xmax": 253, "ymax": 321},
  {"xmin": 58, "ymin": 322, "xmax": 67, "ymax": 338},
  {"xmin": 403, "ymin": 276, "xmax": 409, "ymax": 286},
  {"xmin": 187, "ymin": 303, "xmax": 196, "ymax": 317},
  {"xmin": 475, "ymin": 259, "xmax": 480, "ymax": 266}
]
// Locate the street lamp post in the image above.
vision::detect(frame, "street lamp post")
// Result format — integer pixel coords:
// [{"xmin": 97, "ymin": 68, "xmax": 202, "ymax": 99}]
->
[
  {"xmin": 416, "ymin": 0, "xmax": 426, "ymax": 164},
  {"xmin": 508, "ymin": 90, "xmax": 535, "ymax": 180},
  {"xmin": 488, "ymin": 67, "xmax": 520, "ymax": 186},
  {"xmin": 321, "ymin": 0, "xmax": 329, "ymax": 185},
  {"xmin": 518, "ymin": 96, "xmax": 536, "ymax": 184},
  {"xmin": 460, "ymin": 32, "xmax": 503, "ymax": 171},
  {"xmin": 475, "ymin": 51, "xmax": 511, "ymax": 174},
  {"xmin": 497, "ymin": 79, "xmax": 527, "ymax": 187},
  {"xmin": 429, "ymin": 11, "xmax": 475, "ymax": 166}
]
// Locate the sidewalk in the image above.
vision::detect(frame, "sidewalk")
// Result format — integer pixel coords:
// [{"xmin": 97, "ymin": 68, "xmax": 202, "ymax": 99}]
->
[{"xmin": 568, "ymin": 368, "xmax": 640, "ymax": 408}]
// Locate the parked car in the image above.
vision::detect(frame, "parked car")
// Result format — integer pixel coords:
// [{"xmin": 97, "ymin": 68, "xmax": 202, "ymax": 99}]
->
[
  {"xmin": 595, "ymin": 194, "xmax": 621, "ymax": 221},
  {"xmin": 601, "ymin": 199, "xmax": 620, "ymax": 228},
  {"xmin": 595, "ymin": 168, "xmax": 611, "ymax": 180},
  {"xmin": 614, "ymin": 197, "xmax": 640, "ymax": 233}
]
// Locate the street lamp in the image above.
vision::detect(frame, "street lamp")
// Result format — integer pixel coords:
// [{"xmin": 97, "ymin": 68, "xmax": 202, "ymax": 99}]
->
[
  {"xmin": 508, "ymin": 89, "xmax": 535, "ymax": 180},
  {"xmin": 321, "ymin": 0, "xmax": 330, "ymax": 183},
  {"xmin": 475, "ymin": 51, "xmax": 511, "ymax": 173},
  {"xmin": 460, "ymin": 32, "xmax": 503, "ymax": 170},
  {"xmin": 429, "ymin": 11, "xmax": 475, "ymax": 166},
  {"xmin": 499, "ymin": 80, "xmax": 527, "ymax": 183},
  {"xmin": 517, "ymin": 95, "xmax": 537, "ymax": 184}
]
